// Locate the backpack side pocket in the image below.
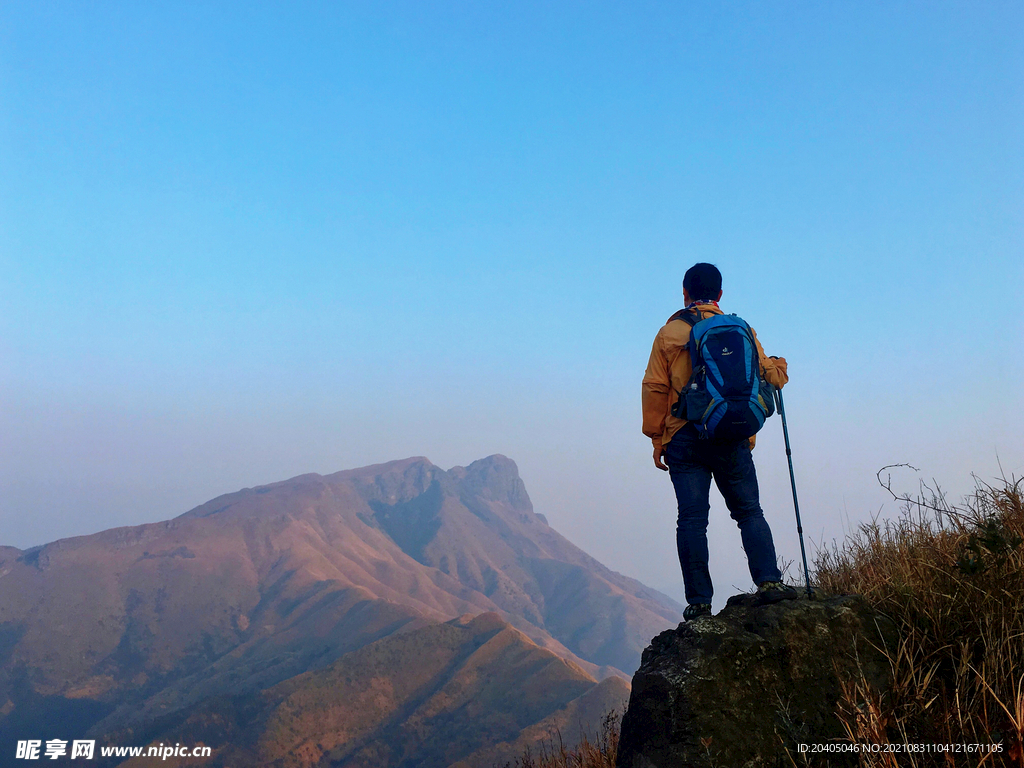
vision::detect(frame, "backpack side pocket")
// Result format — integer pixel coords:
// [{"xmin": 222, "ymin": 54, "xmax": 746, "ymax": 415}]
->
[{"xmin": 758, "ymin": 380, "xmax": 777, "ymax": 418}]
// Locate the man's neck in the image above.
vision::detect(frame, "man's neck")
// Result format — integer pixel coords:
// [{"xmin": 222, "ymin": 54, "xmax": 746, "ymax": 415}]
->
[{"xmin": 686, "ymin": 299, "xmax": 720, "ymax": 310}]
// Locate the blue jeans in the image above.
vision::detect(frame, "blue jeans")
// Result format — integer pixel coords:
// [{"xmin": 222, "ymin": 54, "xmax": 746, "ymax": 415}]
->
[{"xmin": 665, "ymin": 425, "xmax": 782, "ymax": 605}]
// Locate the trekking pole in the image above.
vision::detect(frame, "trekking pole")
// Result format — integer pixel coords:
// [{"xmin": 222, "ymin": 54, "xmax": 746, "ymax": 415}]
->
[{"xmin": 773, "ymin": 387, "xmax": 814, "ymax": 599}]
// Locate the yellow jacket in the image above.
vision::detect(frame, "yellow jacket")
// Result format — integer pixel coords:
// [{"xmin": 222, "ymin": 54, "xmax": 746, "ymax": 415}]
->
[{"xmin": 642, "ymin": 303, "xmax": 789, "ymax": 451}]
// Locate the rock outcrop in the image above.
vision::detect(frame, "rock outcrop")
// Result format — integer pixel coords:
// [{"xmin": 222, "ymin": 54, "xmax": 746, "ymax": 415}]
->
[{"xmin": 617, "ymin": 592, "xmax": 898, "ymax": 768}]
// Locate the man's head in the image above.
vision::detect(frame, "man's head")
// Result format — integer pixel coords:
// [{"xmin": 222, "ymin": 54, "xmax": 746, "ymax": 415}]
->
[{"xmin": 682, "ymin": 262, "xmax": 723, "ymax": 304}]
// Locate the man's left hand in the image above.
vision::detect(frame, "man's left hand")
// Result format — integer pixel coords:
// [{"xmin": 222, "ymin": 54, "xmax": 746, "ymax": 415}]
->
[{"xmin": 653, "ymin": 444, "xmax": 668, "ymax": 471}]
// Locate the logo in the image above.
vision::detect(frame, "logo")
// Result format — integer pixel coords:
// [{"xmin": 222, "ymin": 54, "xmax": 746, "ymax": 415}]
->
[{"xmin": 720, "ymin": 346, "xmax": 733, "ymax": 356}]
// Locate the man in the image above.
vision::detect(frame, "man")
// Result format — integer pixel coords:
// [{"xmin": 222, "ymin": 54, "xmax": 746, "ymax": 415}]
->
[{"xmin": 642, "ymin": 263, "xmax": 796, "ymax": 621}]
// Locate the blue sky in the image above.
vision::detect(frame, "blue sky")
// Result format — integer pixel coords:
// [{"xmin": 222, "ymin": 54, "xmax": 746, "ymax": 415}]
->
[{"xmin": 2, "ymin": 2, "xmax": 1021, "ymax": 605}]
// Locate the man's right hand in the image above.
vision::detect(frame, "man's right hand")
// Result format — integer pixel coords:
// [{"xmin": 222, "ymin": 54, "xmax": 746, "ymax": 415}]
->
[{"xmin": 653, "ymin": 444, "xmax": 668, "ymax": 471}]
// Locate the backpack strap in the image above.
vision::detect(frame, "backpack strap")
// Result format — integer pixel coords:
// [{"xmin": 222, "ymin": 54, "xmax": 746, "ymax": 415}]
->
[
  {"xmin": 666, "ymin": 308, "xmax": 702, "ymax": 327},
  {"xmin": 666, "ymin": 309, "xmax": 702, "ymax": 366},
  {"xmin": 666, "ymin": 309, "xmax": 707, "ymax": 421}
]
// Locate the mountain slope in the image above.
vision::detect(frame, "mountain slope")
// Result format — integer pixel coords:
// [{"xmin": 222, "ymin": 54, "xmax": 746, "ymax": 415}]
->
[
  {"xmin": 114, "ymin": 613, "xmax": 630, "ymax": 768},
  {"xmin": 331, "ymin": 455, "xmax": 680, "ymax": 672}
]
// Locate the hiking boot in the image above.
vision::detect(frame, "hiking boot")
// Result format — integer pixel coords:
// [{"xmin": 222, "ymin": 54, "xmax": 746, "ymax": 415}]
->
[
  {"xmin": 683, "ymin": 603, "xmax": 712, "ymax": 621},
  {"xmin": 757, "ymin": 581, "xmax": 798, "ymax": 604}
]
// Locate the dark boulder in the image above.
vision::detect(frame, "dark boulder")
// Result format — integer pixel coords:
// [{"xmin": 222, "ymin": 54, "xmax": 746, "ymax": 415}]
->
[{"xmin": 617, "ymin": 592, "xmax": 897, "ymax": 768}]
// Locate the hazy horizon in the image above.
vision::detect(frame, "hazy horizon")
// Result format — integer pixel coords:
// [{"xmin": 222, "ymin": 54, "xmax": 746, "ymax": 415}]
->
[{"xmin": 3, "ymin": 2, "xmax": 1022, "ymax": 609}]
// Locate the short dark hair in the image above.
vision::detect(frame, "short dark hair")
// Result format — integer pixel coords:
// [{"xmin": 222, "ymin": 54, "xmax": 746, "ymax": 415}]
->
[{"xmin": 683, "ymin": 263, "xmax": 722, "ymax": 301}]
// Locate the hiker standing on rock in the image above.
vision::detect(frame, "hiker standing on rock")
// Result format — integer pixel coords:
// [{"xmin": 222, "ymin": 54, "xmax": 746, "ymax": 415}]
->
[{"xmin": 642, "ymin": 263, "xmax": 797, "ymax": 621}]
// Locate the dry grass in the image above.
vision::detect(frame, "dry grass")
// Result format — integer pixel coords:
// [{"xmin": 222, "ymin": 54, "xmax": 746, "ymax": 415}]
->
[
  {"xmin": 815, "ymin": 475, "xmax": 1024, "ymax": 766},
  {"xmin": 499, "ymin": 711, "xmax": 620, "ymax": 768}
]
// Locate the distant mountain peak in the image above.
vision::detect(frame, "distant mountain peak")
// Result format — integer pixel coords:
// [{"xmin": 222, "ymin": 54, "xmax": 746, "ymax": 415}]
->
[
  {"xmin": 177, "ymin": 455, "xmax": 531, "ymax": 523},
  {"xmin": 448, "ymin": 454, "xmax": 532, "ymax": 512}
]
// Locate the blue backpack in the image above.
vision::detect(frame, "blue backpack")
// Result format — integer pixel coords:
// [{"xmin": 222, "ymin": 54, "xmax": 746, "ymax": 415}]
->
[{"xmin": 670, "ymin": 310, "xmax": 776, "ymax": 441}]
